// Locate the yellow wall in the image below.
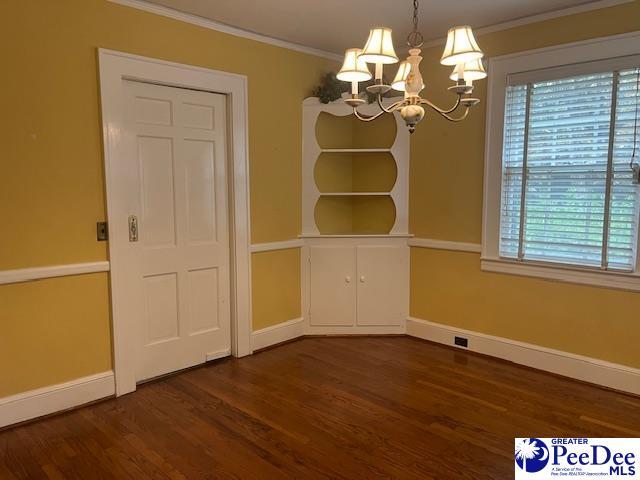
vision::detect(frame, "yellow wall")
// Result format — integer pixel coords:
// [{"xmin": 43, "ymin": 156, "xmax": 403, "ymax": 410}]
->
[
  {"xmin": 3, "ymin": 0, "xmax": 638, "ymax": 399},
  {"xmin": 251, "ymin": 249, "xmax": 301, "ymax": 331},
  {"xmin": 0, "ymin": 274, "xmax": 111, "ymax": 397},
  {"xmin": 0, "ymin": 0, "xmax": 334, "ymax": 396},
  {"xmin": 410, "ymin": 1, "xmax": 640, "ymax": 368}
]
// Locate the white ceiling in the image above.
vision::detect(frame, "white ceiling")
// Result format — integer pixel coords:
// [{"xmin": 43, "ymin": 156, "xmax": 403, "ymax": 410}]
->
[{"xmin": 142, "ymin": 0, "xmax": 615, "ymax": 55}]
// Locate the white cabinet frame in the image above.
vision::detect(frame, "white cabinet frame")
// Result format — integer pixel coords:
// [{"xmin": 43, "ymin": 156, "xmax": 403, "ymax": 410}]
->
[
  {"xmin": 301, "ymin": 98, "xmax": 410, "ymax": 236},
  {"xmin": 301, "ymin": 237, "xmax": 409, "ymax": 335}
]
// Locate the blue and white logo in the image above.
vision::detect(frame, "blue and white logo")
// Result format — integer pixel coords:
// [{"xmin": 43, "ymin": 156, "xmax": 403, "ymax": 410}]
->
[
  {"xmin": 514, "ymin": 438, "xmax": 638, "ymax": 479},
  {"xmin": 515, "ymin": 438, "xmax": 550, "ymax": 473}
]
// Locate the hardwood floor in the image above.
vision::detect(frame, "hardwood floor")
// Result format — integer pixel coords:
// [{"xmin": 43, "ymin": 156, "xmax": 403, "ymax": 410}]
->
[{"xmin": 1, "ymin": 337, "xmax": 639, "ymax": 479}]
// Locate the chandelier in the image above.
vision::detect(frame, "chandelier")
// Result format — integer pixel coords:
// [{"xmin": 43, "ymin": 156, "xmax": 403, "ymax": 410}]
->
[{"xmin": 336, "ymin": 0, "xmax": 487, "ymax": 133}]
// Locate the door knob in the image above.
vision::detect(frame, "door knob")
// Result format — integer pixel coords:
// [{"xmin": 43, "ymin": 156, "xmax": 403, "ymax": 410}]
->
[
  {"xmin": 360, "ymin": 275, "xmax": 366, "ymax": 283},
  {"xmin": 345, "ymin": 276, "xmax": 351, "ymax": 283}
]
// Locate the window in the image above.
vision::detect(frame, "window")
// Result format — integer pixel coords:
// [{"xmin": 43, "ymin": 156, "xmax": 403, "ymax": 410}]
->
[
  {"xmin": 482, "ymin": 33, "xmax": 640, "ymax": 290},
  {"xmin": 500, "ymin": 68, "xmax": 640, "ymax": 271}
]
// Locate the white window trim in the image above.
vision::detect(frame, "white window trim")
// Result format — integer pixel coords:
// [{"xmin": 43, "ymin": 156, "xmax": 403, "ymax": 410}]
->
[{"xmin": 482, "ymin": 31, "xmax": 640, "ymax": 292}]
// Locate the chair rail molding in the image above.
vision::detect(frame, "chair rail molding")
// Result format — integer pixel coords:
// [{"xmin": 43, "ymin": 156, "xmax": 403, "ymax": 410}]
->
[
  {"xmin": 251, "ymin": 239, "xmax": 305, "ymax": 253},
  {"xmin": 408, "ymin": 238, "xmax": 481, "ymax": 253},
  {"xmin": 0, "ymin": 261, "xmax": 110, "ymax": 286}
]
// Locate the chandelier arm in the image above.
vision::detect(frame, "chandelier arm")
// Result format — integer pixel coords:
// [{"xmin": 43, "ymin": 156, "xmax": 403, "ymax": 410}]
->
[
  {"xmin": 419, "ymin": 96, "xmax": 462, "ymax": 115},
  {"xmin": 436, "ymin": 106, "xmax": 471, "ymax": 123},
  {"xmin": 352, "ymin": 107, "xmax": 389, "ymax": 122},
  {"xmin": 376, "ymin": 96, "xmax": 406, "ymax": 113}
]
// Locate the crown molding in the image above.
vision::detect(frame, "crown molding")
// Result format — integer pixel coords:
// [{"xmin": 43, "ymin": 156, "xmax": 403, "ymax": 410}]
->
[
  {"xmin": 108, "ymin": 0, "xmax": 342, "ymax": 61},
  {"xmin": 109, "ymin": 0, "xmax": 633, "ymax": 62},
  {"xmin": 422, "ymin": 0, "xmax": 635, "ymax": 48}
]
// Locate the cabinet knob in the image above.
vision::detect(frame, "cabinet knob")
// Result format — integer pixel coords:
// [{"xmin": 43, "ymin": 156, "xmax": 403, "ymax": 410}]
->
[
  {"xmin": 360, "ymin": 275, "xmax": 366, "ymax": 283},
  {"xmin": 345, "ymin": 276, "xmax": 351, "ymax": 283}
]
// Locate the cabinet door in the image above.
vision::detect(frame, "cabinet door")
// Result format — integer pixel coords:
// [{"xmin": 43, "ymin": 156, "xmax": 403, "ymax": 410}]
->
[
  {"xmin": 356, "ymin": 246, "xmax": 408, "ymax": 326},
  {"xmin": 309, "ymin": 247, "xmax": 356, "ymax": 326}
]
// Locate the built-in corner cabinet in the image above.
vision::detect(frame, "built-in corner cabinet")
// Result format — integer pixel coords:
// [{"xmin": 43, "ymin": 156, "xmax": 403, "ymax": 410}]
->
[{"xmin": 301, "ymin": 97, "xmax": 410, "ymax": 334}]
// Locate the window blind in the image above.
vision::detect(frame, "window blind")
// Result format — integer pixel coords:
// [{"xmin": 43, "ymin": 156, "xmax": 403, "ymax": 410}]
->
[{"xmin": 499, "ymin": 68, "xmax": 640, "ymax": 270}]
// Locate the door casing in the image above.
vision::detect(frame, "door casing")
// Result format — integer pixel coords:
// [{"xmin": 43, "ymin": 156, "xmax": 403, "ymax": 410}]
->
[{"xmin": 98, "ymin": 49, "xmax": 253, "ymax": 396}]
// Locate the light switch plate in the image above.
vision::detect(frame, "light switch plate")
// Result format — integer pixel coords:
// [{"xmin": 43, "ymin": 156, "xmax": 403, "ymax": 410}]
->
[{"xmin": 97, "ymin": 222, "xmax": 108, "ymax": 241}]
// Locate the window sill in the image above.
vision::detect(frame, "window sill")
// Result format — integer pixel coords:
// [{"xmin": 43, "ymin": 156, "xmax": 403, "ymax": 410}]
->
[{"xmin": 480, "ymin": 258, "xmax": 640, "ymax": 292}]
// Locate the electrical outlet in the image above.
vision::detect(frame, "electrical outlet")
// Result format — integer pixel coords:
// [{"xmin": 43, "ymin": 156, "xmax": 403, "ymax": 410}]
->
[{"xmin": 454, "ymin": 336, "xmax": 468, "ymax": 348}]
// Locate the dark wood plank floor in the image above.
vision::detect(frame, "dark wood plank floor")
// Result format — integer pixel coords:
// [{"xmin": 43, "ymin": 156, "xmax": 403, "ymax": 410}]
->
[{"xmin": 1, "ymin": 337, "xmax": 639, "ymax": 479}]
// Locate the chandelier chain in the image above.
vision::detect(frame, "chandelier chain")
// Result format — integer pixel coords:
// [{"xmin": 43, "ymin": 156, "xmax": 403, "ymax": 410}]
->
[{"xmin": 407, "ymin": 0, "xmax": 424, "ymax": 48}]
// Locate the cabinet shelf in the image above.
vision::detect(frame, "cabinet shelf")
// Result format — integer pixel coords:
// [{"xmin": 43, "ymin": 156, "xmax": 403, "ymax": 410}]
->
[
  {"xmin": 300, "ymin": 234, "xmax": 413, "ymax": 238},
  {"xmin": 319, "ymin": 192, "xmax": 390, "ymax": 196},
  {"xmin": 321, "ymin": 148, "xmax": 391, "ymax": 153}
]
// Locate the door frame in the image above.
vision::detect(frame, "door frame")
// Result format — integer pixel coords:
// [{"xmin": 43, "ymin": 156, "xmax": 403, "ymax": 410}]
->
[{"xmin": 98, "ymin": 49, "xmax": 252, "ymax": 396}]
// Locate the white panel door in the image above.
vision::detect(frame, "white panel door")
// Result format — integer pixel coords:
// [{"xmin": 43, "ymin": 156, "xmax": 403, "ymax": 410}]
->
[
  {"xmin": 356, "ymin": 246, "xmax": 408, "ymax": 326},
  {"xmin": 309, "ymin": 247, "xmax": 356, "ymax": 326},
  {"xmin": 121, "ymin": 80, "xmax": 231, "ymax": 382}
]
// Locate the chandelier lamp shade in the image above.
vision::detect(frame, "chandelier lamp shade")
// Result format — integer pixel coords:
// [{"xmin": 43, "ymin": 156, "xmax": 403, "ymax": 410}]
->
[
  {"xmin": 336, "ymin": 0, "xmax": 487, "ymax": 133},
  {"xmin": 440, "ymin": 26, "xmax": 484, "ymax": 66},
  {"xmin": 449, "ymin": 58, "xmax": 487, "ymax": 83},
  {"xmin": 337, "ymin": 48, "xmax": 373, "ymax": 95},
  {"xmin": 391, "ymin": 61, "xmax": 411, "ymax": 91},
  {"xmin": 360, "ymin": 27, "xmax": 399, "ymax": 64}
]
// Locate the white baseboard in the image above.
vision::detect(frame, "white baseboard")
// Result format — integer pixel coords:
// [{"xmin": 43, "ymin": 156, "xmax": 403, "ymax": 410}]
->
[
  {"xmin": 304, "ymin": 325, "xmax": 406, "ymax": 335},
  {"xmin": 406, "ymin": 317, "xmax": 640, "ymax": 396},
  {"xmin": 252, "ymin": 317, "xmax": 304, "ymax": 351},
  {"xmin": 0, "ymin": 371, "xmax": 115, "ymax": 428}
]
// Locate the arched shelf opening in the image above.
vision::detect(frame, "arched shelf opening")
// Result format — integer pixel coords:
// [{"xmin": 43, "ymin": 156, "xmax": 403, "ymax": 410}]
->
[
  {"xmin": 314, "ymin": 151, "xmax": 397, "ymax": 193},
  {"xmin": 315, "ymin": 111, "xmax": 397, "ymax": 150},
  {"xmin": 314, "ymin": 195, "xmax": 396, "ymax": 235}
]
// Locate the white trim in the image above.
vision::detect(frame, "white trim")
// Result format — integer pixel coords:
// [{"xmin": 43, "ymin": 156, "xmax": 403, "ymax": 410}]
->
[
  {"xmin": 0, "ymin": 261, "xmax": 110, "ymax": 286},
  {"xmin": 251, "ymin": 239, "xmax": 304, "ymax": 253},
  {"xmin": 304, "ymin": 326, "xmax": 406, "ymax": 335},
  {"xmin": 205, "ymin": 349, "xmax": 232, "ymax": 362},
  {"xmin": 108, "ymin": 0, "xmax": 341, "ymax": 61},
  {"xmin": 408, "ymin": 238, "xmax": 481, "ymax": 253},
  {"xmin": 482, "ymin": 32, "xmax": 640, "ymax": 286},
  {"xmin": 251, "ymin": 317, "xmax": 304, "ymax": 351},
  {"xmin": 110, "ymin": 0, "xmax": 632, "ymax": 56},
  {"xmin": 0, "ymin": 371, "xmax": 115, "ymax": 428},
  {"xmin": 406, "ymin": 317, "xmax": 640, "ymax": 396},
  {"xmin": 98, "ymin": 49, "xmax": 253, "ymax": 396},
  {"xmin": 481, "ymin": 258, "xmax": 640, "ymax": 292},
  {"xmin": 300, "ymin": 234, "xmax": 413, "ymax": 239},
  {"xmin": 422, "ymin": 0, "xmax": 634, "ymax": 47}
]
